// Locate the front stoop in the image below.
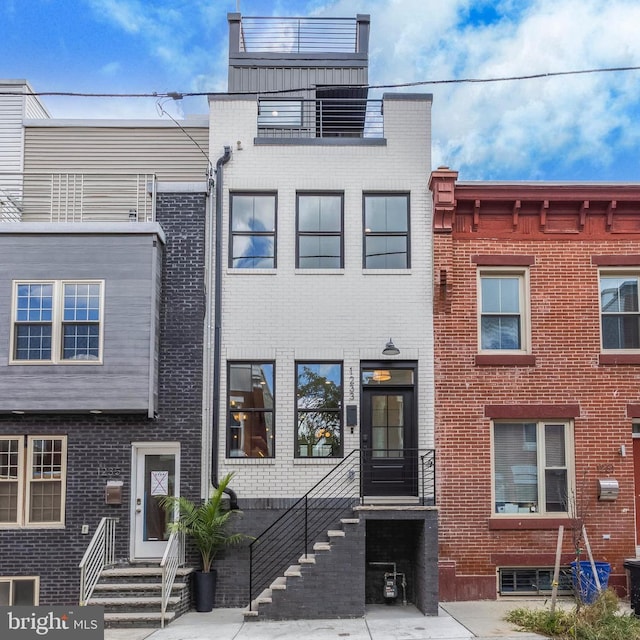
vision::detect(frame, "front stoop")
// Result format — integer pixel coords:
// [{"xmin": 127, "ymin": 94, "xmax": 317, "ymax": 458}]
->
[
  {"xmin": 244, "ymin": 516, "xmax": 363, "ymax": 621},
  {"xmin": 88, "ymin": 565, "xmax": 194, "ymax": 628}
]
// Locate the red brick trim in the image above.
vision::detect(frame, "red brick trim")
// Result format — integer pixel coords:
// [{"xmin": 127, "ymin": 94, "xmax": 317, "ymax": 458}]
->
[
  {"xmin": 472, "ymin": 255, "xmax": 535, "ymax": 266},
  {"xmin": 599, "ymin": 353, "xmax": 640, "ymax": 365},
  {"xmin": 475, "ymin": 354, "xmax": 536, "ymax": 366},
  {"xmin": 489, "ymin": 517, "xmax": 572, "ymax": 530},
  {"xmin": 485, "ymin": 404, "xmax": 580, "ymax": 419},
  {"xmin": 627, "ymin": 404, "xmax": 640, "ymax": 418},
  {"xmin": 592, "ymin": 255, "xmax": 640, "ymax": 266}
]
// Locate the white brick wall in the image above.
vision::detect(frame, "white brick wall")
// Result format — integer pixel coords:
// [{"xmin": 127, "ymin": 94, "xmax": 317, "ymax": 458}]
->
[{"xmin": 209, "ymin": 95, "xmax": 434, "ymax": 498}]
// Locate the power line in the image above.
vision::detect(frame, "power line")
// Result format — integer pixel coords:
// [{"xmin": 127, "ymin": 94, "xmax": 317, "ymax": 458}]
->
[{"xmin": 2, "ymin": 65, "xmax": 640, "ymax": 100}]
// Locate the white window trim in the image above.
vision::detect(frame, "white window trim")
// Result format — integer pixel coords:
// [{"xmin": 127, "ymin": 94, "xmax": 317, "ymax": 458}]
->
[
  {"xmin": 0, "ymin": 435, "xmax": 67, "ymax": 528},
  {"xmin": 0, "ymin": 576, "xmax": 40, "ymax": 605},
  {"xmin": 598, "ymin": 268, "xmax": 640, "ymax": 353},
  {"xmin": 491, "ymin": 420, "xmax": 574, "ymax": 517},
  {"xmin": 10, "ymin": 280, "xmax": 104, "ymax": 365},
  {"xmin": 477, "ymin": 268, "xmax": 531, "ymax": 355}
]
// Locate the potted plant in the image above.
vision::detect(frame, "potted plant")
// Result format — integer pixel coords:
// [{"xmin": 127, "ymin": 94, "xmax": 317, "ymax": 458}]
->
[{"xmin": 161, "ymin": 472, "xmax": 249, "ymax": 612}]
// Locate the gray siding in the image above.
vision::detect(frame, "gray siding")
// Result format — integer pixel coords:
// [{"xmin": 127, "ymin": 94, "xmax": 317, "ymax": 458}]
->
[
  {"xmin": 23, "ymin": 125, "xmax": 209, "ymax": 180},
  {"xmin": 0, "ymin": 224, "xmax": 163, "ymax": 413}
]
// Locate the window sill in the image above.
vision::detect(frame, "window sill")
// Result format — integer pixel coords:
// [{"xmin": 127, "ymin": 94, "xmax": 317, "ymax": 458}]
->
[
  {"xmin": 0, "ymin": 523, "xmax": 65, "ymax": 530},
  {"xmin": 224, "ymin": 458, "xmax": 275, "ymax": 464},
  {"xmin": 362, "ymin": 269, "xmax": 412, "ymax": 275},
  {"xmin": 293, "ymin": 458, "xmax": 343, "ymax": 464},
  {"xmin": 227, "ymin": 268, "xmax": 277, "ymax": 275},
  {"xmin": 475, "ymin": 354, "xmax": 536, "ymax": 366},
  {"xmin": 599, "ymin": 353, "xmax": 640, "ymax": 365},
  {"xmin": 294, "ymin": 269, "xmax": 345, "ymax": 275},
  {"xmin": 489, "ymin": 517, "xmax": 571, "ymax": 530}
]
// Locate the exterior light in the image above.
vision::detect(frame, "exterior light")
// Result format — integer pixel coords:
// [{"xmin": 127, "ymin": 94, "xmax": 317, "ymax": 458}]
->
[{"xmin": 382, "ymin": 338, "xmax": 400, "ymax": 356}]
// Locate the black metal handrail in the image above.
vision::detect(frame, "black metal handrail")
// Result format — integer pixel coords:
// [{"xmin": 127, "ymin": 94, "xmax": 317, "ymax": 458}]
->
[{"xmin": 247, "ymin": 447, "xmax": 436, "ymax": 609}]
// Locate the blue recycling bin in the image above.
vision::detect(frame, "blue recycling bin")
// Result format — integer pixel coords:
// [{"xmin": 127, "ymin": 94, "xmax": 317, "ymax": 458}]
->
[{"xmin": 570, "ymin": 561, "xmax": 611, "ymax": 604}]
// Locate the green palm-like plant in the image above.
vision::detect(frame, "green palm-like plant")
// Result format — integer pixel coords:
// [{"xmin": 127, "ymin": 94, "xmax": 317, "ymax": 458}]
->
[{"xmin": 160, "ymin": 472, "xmax": 249, "ymax": 573}]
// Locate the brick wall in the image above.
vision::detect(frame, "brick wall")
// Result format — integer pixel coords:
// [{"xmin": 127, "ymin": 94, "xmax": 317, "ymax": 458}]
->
[
  {"xmin": 0, "ymin": 192, "xmax": 206, "ymax": 605},
  {"xmin": 432, "ymin": 179, "xmax": 640, "ymax": 600}
]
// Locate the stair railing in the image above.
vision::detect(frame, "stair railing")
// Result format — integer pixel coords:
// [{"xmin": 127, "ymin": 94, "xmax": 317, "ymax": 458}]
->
[
  {"xmin": 248, "ymin": 447, "xmax": 437, "ymax": 610},
  {"xmin": 79, "ymin": 517, "xmax": 118, "ymax": 606},
  {"xmin": 160, "ymin": 530, "xmax": 185, "ymax": 628},
  {"xmin": 248, "ymin": 449, "xmax": 361, "ymax": 609}
]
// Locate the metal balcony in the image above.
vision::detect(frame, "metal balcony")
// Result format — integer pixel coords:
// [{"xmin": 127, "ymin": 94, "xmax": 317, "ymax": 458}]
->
[
  {"xmin": 256, "ymin": 97, "xmax": 383, "ymax": 141},
  {"xmin": 0, "ymin": 173, "xmax": 156, "ymax": 223}
]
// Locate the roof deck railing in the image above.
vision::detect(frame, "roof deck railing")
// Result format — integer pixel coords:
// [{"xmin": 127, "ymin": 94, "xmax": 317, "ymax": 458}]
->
[
  {"xmin": 239, "ymin": 16, "xmax": 359, "ymax": 53},
  {"xmin": 256, "ymin": 97, "xmax": 383, "ymax": 140}
]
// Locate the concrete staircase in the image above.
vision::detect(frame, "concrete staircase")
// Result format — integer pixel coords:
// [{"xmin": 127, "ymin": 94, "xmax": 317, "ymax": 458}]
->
[
  {"xmin": 244, "ymin": 517, "xmax": 363, "ymax": 621},
  {"xmin": 88, "ymin": 564, "xmax": 193, "ymax": 628}
]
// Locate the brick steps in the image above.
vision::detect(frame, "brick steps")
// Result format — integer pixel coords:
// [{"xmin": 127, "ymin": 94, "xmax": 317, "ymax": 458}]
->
[
  {"xmin": 244, "ymin": 516, "xmax": 361, "ymax": 621},
  {"xmin": 89, "ymin": 565, "xmax": 193, "ymax": 628}
]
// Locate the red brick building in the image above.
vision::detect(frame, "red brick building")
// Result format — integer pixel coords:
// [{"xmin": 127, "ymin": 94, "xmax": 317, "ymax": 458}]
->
[{"xmin": 429, "ymin": 168, "xmax": 640, "ymax": 600}]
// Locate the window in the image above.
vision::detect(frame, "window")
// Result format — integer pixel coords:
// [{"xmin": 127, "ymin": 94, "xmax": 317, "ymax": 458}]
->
[
  {"xmin": 227, "ymin": 363, "xmax": 275, "ymax": 458},
  {"xmin": 258, "ymin": 99, "xmax": 303, "ymax": 127},
  {"xmin": 12, "ymin": 281, "xmax": 103, "ymax": 363},
  {"xmin": 600, "ymin": 274, "xmax": 640, "ymax": 350},
  {"xmin": 297, "ymin": 193, "xmax": 343, "ymax": 268},
  {"xmin": 363, "ymin": 194, "xmax": 409, "ymax": 268},
  {"xmin": 0, "ymin": 436, "xmax": 67, "ymax": 526},
  {"xmin": 479, "ymin": 271, "xmax": 528, "ymax": 352},
  {"xmin": 0, "ymin": 577, "xmax": 39, "ymax": 605},
  {"xmin": 296, "ymin": 362, "xmax": 343, "ymax": 457},
  {"xmin": 230, "ymin": 193, "xmax": 277, "ymax": 268},
  {"xmin": 493, "ymin": 422, "xmax": 571, "ymax": 516}
]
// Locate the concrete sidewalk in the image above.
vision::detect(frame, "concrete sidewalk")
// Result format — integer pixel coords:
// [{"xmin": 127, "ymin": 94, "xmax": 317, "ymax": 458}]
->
[{"xmin": 104, "ymin": 600, "xmax": 554, "ymax": 640}]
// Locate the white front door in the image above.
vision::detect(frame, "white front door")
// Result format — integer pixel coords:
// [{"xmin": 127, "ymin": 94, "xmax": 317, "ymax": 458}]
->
[{"xmin": 131, "ymin": 443, "xmax": 180, "ymax": 560}]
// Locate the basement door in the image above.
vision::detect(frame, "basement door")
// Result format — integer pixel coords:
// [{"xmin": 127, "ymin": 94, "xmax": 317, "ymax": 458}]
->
[
  {"xmin": 361, "ymin": 365, "xmax": 417, "ymax": 497},
  {"xmin": 131, "ymin": 443, "xmax": 180, "ymax": 560}
]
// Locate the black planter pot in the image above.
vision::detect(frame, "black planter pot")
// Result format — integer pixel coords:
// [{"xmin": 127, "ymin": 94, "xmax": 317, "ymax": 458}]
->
[{"xmin": 193, "ymin": 569, "xmax": 217, "ymax": 612}]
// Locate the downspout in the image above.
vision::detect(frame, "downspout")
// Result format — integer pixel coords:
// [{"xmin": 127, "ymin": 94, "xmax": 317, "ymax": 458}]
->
[{"xmin": 210, "ymin": 146, "xmax": 238, "ymax": 508}]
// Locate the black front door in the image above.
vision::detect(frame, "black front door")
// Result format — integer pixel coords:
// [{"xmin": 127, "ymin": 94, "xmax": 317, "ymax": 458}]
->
[{"xmin": 361, "ymin": 367, "xmax": 417, "ymax": 496}]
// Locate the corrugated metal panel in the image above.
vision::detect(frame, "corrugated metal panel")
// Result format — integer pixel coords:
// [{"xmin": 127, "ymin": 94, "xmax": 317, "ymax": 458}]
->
[
  {"xmin": 23, "ymin": 126, "xmax": 209, "ymax": 180},
  {"xmin": 229, "ymin": 65, "xmax": 367, "ymax": 95}
]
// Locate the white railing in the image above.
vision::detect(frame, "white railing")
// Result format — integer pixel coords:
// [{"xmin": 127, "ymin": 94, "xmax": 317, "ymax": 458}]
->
[
  {"xmin": 0, "ymin": 172, "xmax": 156, "ymax": 223},
  {"xmin": 160, "ymin": 530, "xmax": 185, "ymax": 628},
  {"xmin": 79, "ymin": 517, "xmax": 118, "ymax": 606}
]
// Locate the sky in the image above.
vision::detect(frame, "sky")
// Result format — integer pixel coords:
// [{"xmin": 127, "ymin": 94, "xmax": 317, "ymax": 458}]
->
[{"xmin": 2, "ymin": 0, "xmax": 640, "ymax": 181}]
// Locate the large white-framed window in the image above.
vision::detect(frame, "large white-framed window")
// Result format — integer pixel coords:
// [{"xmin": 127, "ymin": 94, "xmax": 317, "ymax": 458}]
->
[
  {"xmin": 11, "ymin": 280, "xmax": 104, "ymax": 364},
  {"xmin": 599, "ymin": 272, "xmax": 640, "ymax": 350},
  {"xmin": 0, "ymin": 436, "xmax": 67, "ymax": 527},
  {"xmin": 229, "ymin": 193, "xmax": 277, "ymax": 269},
  {"xmin": 0, "ymin": 577, "xmax": 39, "ymax": 605},
  {"xmin": 492, "ymin": 421, "xmax": 573, "ymax": 516},
  {"xmin": 478, "ymin": 269, "xmax": 529, "ymax": 353}
]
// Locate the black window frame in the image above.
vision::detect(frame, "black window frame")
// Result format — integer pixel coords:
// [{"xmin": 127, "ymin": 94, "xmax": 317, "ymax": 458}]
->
[
  {"xmin": 227, "ymin": 361, "xmax": 276, "ymax": 458},
  {"xmin": 295, "ymin": 361, "xmax": 343, "ymax": 458},
  {"xmin": 362, "ymin": 192, "xmax": 410, "ymax": 269},
  {"xmin": 229, "ymin": 192, "xmax": 277, "ymax": 269},
  {"xmin": 296, "ymin": 192, "xmax": 344, "ymax": 269}
]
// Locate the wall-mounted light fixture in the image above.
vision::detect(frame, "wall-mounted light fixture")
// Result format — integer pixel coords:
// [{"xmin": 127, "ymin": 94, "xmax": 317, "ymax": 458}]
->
[{"xmin": 382, "ymin": 338, "xmax": 400, "ymax": 356}]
